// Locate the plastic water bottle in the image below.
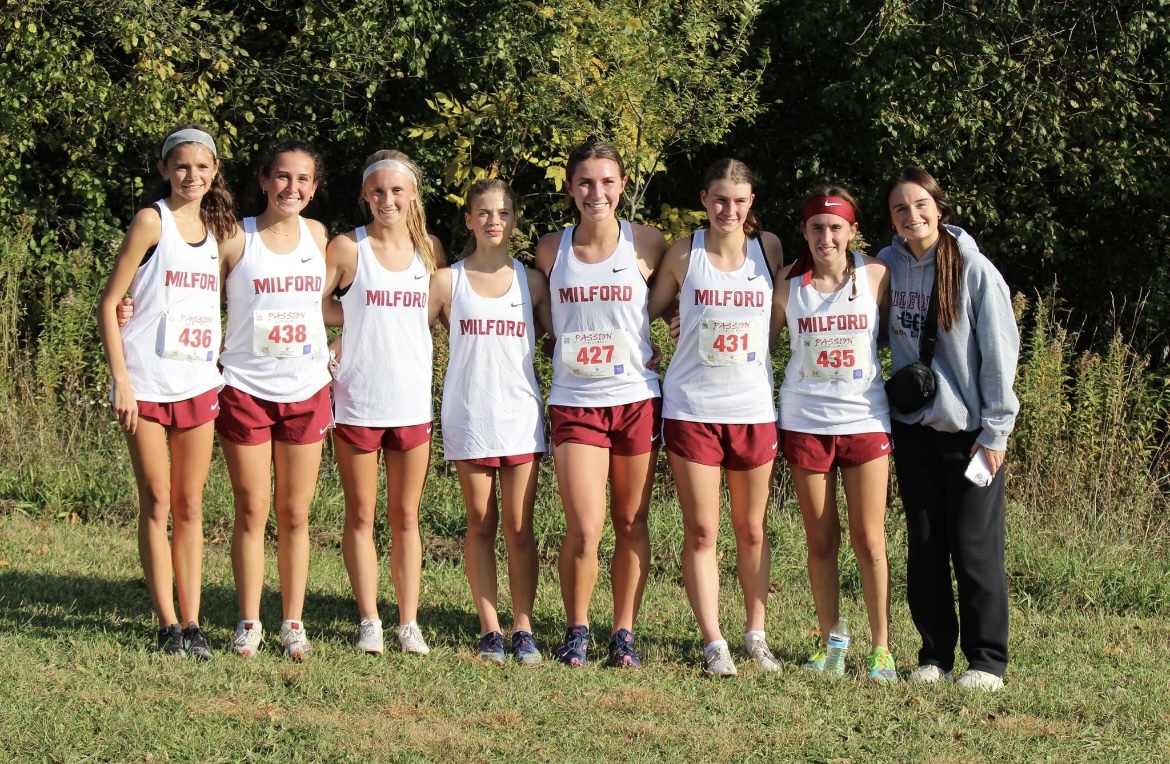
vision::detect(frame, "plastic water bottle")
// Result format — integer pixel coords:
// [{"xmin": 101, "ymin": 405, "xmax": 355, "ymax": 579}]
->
[{"xmin": 824, "ymin": 618, "xmax": 851, "ymax": 676}]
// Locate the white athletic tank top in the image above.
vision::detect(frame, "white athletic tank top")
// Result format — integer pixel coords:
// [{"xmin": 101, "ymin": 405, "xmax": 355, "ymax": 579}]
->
[
  {"xmin": 547, "ymin": 221, "xmax": 660, "ymax": 407},
  {"xmin": 118, "ymin": 200, "xmax": 222, "ymax": 403},
  {"xmin": 333, "ymin": 227, "xmax": 433, "ymax": 427},
  {"xmin": 662, "ymin": 230, "xmax": 776, "ymax": 424},
  {"xmin": 441, "ymin": 260, "xmax": 546, "ymax": 460},
  {"xmin": 220, "ymin": 216, "xmax": 330, "ymax": 403},
  {"xmin": 779, "ymin": 252, "xmax": 890, "ymax": 434}
]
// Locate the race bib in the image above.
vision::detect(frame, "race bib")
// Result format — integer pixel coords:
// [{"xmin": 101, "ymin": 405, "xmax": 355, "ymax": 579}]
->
[
  {"xmin": 698, "ymin": 316, "xmax": 763, "ymax": 367},
  {"xmin": 561, "ymin": 329, "xmax": 630, "ymax": 378},
  {"xmin": 800, "ymin": 332, "xmax": 872, "ymax": 382},
  {"xmin": 160, "ymin": 312, "xmax": 217, "ymax": 362},
  {"xmin": 253, "ymin": 308, "xmax": 317, "ymax": 358}
]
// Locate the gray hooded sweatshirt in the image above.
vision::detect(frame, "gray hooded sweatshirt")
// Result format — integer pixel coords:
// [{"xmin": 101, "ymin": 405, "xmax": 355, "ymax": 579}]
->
[{"xmin": 878, "ymin": 224, "xmax": 1019, "ymax": 451}]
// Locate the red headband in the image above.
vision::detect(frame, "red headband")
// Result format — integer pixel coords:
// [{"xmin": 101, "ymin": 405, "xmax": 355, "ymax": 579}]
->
[{"xmin": 801, "ymin": 196, "xmax": 857, "ymax": 225}]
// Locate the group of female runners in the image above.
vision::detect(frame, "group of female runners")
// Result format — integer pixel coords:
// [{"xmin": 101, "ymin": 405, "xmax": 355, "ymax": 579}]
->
[{"xmin": 99, "ymin": 126, "xmax": 1018, "ymax": 691}]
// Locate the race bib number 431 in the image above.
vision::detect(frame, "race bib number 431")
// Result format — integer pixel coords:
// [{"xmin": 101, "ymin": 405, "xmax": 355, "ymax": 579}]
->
[
  {"xmin": 699, "ymin": 317, "xmax": 763, "ymax": 366},
  {"xmin": 561, "ymin": 329, "xmax": 630, "ymax": 378},
  {"xmin": 160, "ymin": 312, "xmax": 217, "ymax": 362},
  {"xmin": 800, "ymin": 332, "xmax": 872, "ymax": 381},
  {"xmin": 253, "ymin": 308, "xmax": 316, "ymax": 358}
]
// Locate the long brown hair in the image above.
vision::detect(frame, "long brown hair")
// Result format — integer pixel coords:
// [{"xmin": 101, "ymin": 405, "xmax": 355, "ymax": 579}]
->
[
  {"xmin": 155, "ymin": 124, "xmax": 237, "ymax": 243},
  {"xmin": 565, "ymin": 137, "xmax": 625, "ymax": 221},
  {"xmin": 703, "ymin": 158, "xmax": 760, "ymax": 238},
  {"xmin": 883, "ymin": 166, "xmax": 962, "ymax": 331},
  {"xmin": 460, "ymin": 178, "xmax": 518, "ymax": 260},
  {"xmin": 799, "ymin": 184, "xmax": 862, "ymax": 300},
  {"xmin": 361, "ymin": 149, "xmax": 437, "ymax": 273}
]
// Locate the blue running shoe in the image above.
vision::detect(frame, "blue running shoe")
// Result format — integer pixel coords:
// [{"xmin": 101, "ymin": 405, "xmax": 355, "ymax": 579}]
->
[
  {"xmin": 511, "ymin": 630, "xmax": 543, "ymax": 665},
  {"xmin": 478, "ymin": 630, "xmax": 506, "ymax": 665},
  {"xmin": 553, "ymin": 625, "xmax": 590, "ymax": 667},
  {"xmin": 607, "ymin": 628, "xmax": 642, "ymax": 668}
]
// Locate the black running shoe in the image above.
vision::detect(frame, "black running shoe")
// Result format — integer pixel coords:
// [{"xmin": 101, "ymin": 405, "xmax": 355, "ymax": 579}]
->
[
  {"xmin": 182, "ymin": 622, "xmax": 214, "ymax": 661},
  {"xmin": 157, "ymin": 623, "xmax": 186, "ymax": 656},
  {"xmin": 607, "ymin": 628, "xmax": 642, "ymax": 668}
]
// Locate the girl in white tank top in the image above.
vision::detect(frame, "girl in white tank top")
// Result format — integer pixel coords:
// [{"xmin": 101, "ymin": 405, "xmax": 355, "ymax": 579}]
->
[
  {"xmin": 98, "ymin": 125, "xmax": 236, "ymax": 657},
  {"xmin": 772, "ymin": 186, "xmax": 897, "ymax": 680},
  {"xmin": 323, "ymin": 150, "xmax": 446, "ymax": 656},
  {"xmin": 647, "ymin": 158, "xmax": 786, "ymax": 676},
  {"xmin": 431, "ymin": 179, "xmax": 553, "ymax": 663},
  {"xmin": 534, "ymin": 139, "xmax": 667, "ymax": 668},
  {"xmin": 217, "ymin": 140, "xmax": 333, "ymax": 661}
]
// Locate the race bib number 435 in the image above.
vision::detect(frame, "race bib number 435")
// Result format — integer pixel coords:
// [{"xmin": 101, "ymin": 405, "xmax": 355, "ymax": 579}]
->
[
  {"xmin": 160, "ymin": 312, "xmax": 217, "ymax": 362},
  {"xmin": 699, "ymin": 317, "xmax": 763, "ymax": 366},
  {"xmin": 253, "ymin": 308, "xmax": 316, "ymax": 358},
  {"xmin": 800, "ymin": 332, "xmax": 872, "ymax": 381},
  {"xmin": 561, "ymin": 329, "xmax": 630, "ymax": 378}
]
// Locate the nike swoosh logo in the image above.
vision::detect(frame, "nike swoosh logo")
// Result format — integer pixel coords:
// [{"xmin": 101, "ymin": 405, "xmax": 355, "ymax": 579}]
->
[
  {"xmin": 319, "ymin": 426, "xmax": 330, "ymax": 434},
  {"xmin": 414, "ymin": 274, "xmax": 427, "ymax": 280},
  {"xmin": 425, "ymin": 426, "xmax": 433, "ymax": 435},
  {"xmin": 211, "ymin": 402, "xmax": 219, "ymax": 411},
  {"xmin": 612, "ymin": 267, "xmax": 628, "ymax": 273},
  {"xmin": 824, "ymin": 201, "xmax": 845, "ymax": 207},
  {"xmin": 880, "ymin": 442, "xmax": 891, "ymax": 451},
  {"xmin": 210, "ymin": 254, "xmax": 219, "ymax": 260},
  {"xmin": 650, "ymin": 432, "xmax": 660, "ymax": 442},
  {"xmin": 748, "ymin": 274, "xmax": 762, "ymax": 281},
  {"xmin": 771, "ymin": 441, "xmax": 778, "ymax": 450},
  {"xmin": 511, "ymin": 302, "xmax": 524, "ymax": 307},
  {"xmin": 301, "ymin": 257, "xmax": 314, "ymax": 263}
]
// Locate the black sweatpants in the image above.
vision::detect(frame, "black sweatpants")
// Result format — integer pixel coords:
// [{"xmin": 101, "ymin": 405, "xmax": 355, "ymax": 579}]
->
[{"xmin": 891, "ymin": 421, "xmax": 1009, "ymax": 677}]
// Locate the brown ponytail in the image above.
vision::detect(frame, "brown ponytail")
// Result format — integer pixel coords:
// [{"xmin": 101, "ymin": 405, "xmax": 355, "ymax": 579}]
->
[{"xmin": 883, "ymin": 167, "xmax": 963, "ymax": 331}]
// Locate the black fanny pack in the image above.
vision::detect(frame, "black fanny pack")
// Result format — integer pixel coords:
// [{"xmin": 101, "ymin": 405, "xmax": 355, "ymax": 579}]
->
[{"xmin": 885, "ymin": 276, "xmax": 939, "ymax": 415}]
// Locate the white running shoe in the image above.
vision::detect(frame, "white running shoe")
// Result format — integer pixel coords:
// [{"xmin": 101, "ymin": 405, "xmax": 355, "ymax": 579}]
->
[
  {"xmin": 703, "ymin": 643, "xmax": 738, "ymax": 677},
  {"xmin": 744, "ymin": 635, "xmax": 782, "ymax": 673},
  {"xmin": 280, "ymin": 620, "xmax": 314, "ymax": 660},
  {"xmin": 956, "ymin": 669, "xmax": 1004, "ymax": 692},
  {"xmin": 232, "ymin": 620, "xmax": 263, "ymax": 658},
  {"xmin": 398, "ymin": 622, "xmax": 430, "ymax": 655},
  {"xmin": 355, "ymin": 619, "xmax": 384, "ymax": 654},
  {"xmin": 908, "ymin": 664, "xmax": 954, "ymax": 684}
]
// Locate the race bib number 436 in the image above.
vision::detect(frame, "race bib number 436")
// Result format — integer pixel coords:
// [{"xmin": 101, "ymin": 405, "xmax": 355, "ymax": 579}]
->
[
  {"xmin": 253, "ymin": 308, "xmax": 316, "ymax": 358},
  {"xmin": 800, "ymin": 332, "xmax": 872, "ymax": 381},
  {"xmin": 161, "ymin": 312, "xmax": 217, "ymax": 362},
  {"xmin": 561, "ymin": 329, "xmax": 630, "ymax": 378},
  {"xmin": 699, "ymin": 317, "xmax": 763, "ymax": 366}
]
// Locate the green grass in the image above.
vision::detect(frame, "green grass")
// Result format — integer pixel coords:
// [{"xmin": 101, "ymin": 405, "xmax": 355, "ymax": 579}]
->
[{"xmin": 2, "ymin": 504, "xmax": 1169, "ymax": 763}]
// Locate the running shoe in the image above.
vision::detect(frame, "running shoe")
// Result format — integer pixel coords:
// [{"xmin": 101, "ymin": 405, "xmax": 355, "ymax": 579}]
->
[
  {"xmin": 867, "ymin": 645, "xmax": 898, "ymax": 684},
  {"xmin": 607, "ymin": 628, "xmax": 642, "ymax": 668},
  {"xmin": 802, "ymin": 643, "xmax": 827, "ymax": 672},
  {"xmin": 398, "ymin": 622, "xmax": 431, "ymax": 655},
  {"xmin": 956, "ymin": 669, "xmax": 1004, "ymax": 692},
  {"xmin": 553, "ymin": 625, "xmax": 590, "ymax": 667},
  {"xmin": 355, "ymin": 619, "xmax": 384, "ymax": 654},
  {"xmin": 907, "ymin": 664, "xmax": 953, "ymax": 684},
  {"xmin": 744, "ymin": 635, "xmax": 781, "ymax": 673},
  {"xmin": 478, "ymin": 631, "xmax": 506, "ymax": 665},
  {"xmin": 156, "ymin": 623, "xmax": 186, "ymax": 657},
  {"xmin": 703, "ymin": 643, "xmax": 737, "ymax": 677},
  {"xmin": 182, "ymin": 622, "xmax": 213, "ymax": 661},
  {"xmin": 511, "ymin": 630, "xmax": 542, "ymax": 666},
  {"xmin": 232, "ymin": 620, "xmax": 264, "ymax": 658},
  {"xmin": 281, "ymin": 620, "xmax": 314, "ymax": 660}
]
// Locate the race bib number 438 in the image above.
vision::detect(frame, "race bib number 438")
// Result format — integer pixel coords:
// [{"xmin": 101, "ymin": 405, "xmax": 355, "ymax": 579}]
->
[
  {"xmin": 253, "ymin": 308, "xmax": 316, "ymax": 358},
  {"xmin": 160, "ymin": 312, "xmax": 218, "ymax": 362},
  {"xmin": 561, "ymin": 329, "xmax": 630, "ymax": 378},
  {"xmin": 699, "ymin": 317, "xmax": 763, "ymax": 366},
  {"xmin": 800, "ymin": 332, "xmax": 872, "ymax": 381}
]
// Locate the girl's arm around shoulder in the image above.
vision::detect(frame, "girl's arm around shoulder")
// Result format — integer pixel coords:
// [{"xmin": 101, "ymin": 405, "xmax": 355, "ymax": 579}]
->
[
  {"xmin": 534, "ymin": 231, "xmax": 561, "ymax": 278},
  {"xmin": 428, "ymin": 265, "xmax": 453, "ymax": 327},
  {"xmin": 646, "ymin": 235, "xmax": 689, "ymax": 323},
  {"xmin": 758, "ymin": 230, "xmax": 784, "ymax": 278},
  {"xmin": 769, "ymin": 262, "xmax": 794, "ymax": 348},
  {"xmin": 632, "ymin": 223, "xmax": 668, "ymax": 280},
  {"xmin": 524, "ymin": 266, "xmax": 554, "ymax": 340}
]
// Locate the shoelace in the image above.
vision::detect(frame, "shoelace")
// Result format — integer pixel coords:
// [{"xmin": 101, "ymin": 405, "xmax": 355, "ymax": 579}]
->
[{"xmin": 358, "ymin": 622, "xmax": 380, "ymax": 641}]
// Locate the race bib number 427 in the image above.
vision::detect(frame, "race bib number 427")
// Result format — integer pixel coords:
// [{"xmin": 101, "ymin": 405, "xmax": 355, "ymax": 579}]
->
[
  {"xmin": 160, "ymin": 312, "xmax": 217, "ymax": 362},
  {"xmin": 800, "ymin": 332, "xmax": 872, "ymax": 382},
  {"xmin": 253, "ymin": 308, "xmax": 316, "ymax": 358},
  {"xmin": 561, "ymin": 329, "xmax": 631, "ymax": 378}
]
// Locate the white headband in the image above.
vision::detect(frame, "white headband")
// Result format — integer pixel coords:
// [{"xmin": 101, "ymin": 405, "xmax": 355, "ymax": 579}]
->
[
  {"xmin": 161, "ymin": 129, "xmax": 217, "ymax": 159},
  {"xmin": 362, "ymin": 158, "xmax": 419, "ymax": 185}
]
